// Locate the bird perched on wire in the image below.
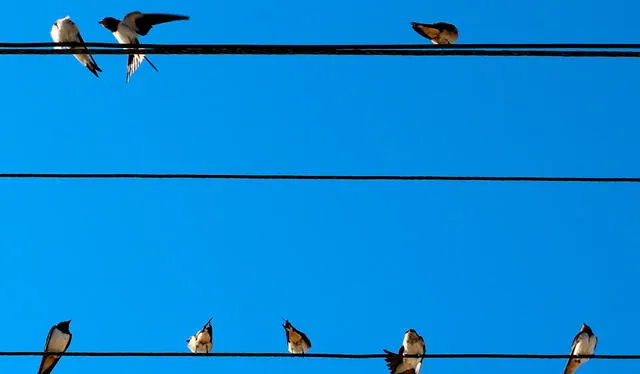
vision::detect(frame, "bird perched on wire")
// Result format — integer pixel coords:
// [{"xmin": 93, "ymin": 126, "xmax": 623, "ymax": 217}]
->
[
  {"xmin": 383, "ymin": 329, "xmax": 426, "ymax": 374},
  {"xmin": 282, "ymin": 319, "xmax": 312, "ymax": 354},
  {"xmin": 410, "ymin": 22, "xmax": 458, "ymax": 44},
  {"xmin": 37, "ymin": 320, "xmax": 72, "ymax": 374},
  {"xmin": 98, "ymin": 11, "xmax": 189, "ymax": 82},
  {"xmin": 186, "ymin": 317, "xmax": 214, "ymax": 353},
  {"xmin": 563, "ymin": 323, "xmax": 598, "ymax": 374},
  {"xmin": 50, "ymin": 16, "xmax": 102, "ymax": 77}
]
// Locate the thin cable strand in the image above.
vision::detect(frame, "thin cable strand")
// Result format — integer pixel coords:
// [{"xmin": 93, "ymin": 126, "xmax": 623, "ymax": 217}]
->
[
  {"xmin": 0, "ymin": 173, "xmax": 638, "ymax": 183},
  {"xmin": 1, "ymin": 352, "xmax": 638, "ymax": 359}
]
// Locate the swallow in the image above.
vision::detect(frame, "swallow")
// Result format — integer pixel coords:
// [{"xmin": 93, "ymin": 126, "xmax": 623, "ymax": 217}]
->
[
  {"xmin": 383, "ymin": 329, "xmax": 426, "ymax": 374},
  {"xmin": 37, "ymin": 320, "xmax": 72, "ymax": 374},
  {"xmin": 410, "ymin": 22, "xmax": 459, "ymax": 44},
  {"xmin": 98, "ymin": 11, "xmax": 189, "ymax": 82},
  {"xmin": 186, "ymin": 317, "xmax": 214, "ymax": 353},
  {"xmin": 282, "ymin": 319, "xmax": 311, "ymax": 354},
  {"xmin": 564, "ymin": 323, "xmax": 598, "ymax": 374},
  {"xmin": 50, "ymin": 16, "xmax": 102, "ymax": 77}
]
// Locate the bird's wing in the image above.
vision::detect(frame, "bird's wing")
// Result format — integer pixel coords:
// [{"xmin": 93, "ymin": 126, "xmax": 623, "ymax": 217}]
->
[
  {"xmin": 298, "ymin": 330, "xmax": 312, "ymax": 348},
  {"xmin": 411, "ymin": 23, "xmax": 441, "ymax": 40},
  {"xmin": 75, "ymin": 32, "xmax": 95, "ymax": 64},
  {"xmin": 124, "ymin": 12, "xmax": 189, "ymax": 36},
  {"xmin": 563, "ymin": 332, "xmax": 584, "ymax": 374},
  {"xmin": 569, "ymin": 332, "xmax": 583, "ymax": 356},
  {"xmin": 37, "ymin": 327, "xmax": 60, "ymax": 374},
  {"xmin": 122, "ymin": 11, "xmax": 143, "ymax": 31}
]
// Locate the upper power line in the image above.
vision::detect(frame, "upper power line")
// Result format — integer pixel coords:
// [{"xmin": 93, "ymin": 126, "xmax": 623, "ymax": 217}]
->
[
  {"xmin": 2, "ymin": 42, "xmax": 640, "ymax": 57},
  {"xmin": 0, "ymin": 173, "xmax": 638, "ymax": 183}
]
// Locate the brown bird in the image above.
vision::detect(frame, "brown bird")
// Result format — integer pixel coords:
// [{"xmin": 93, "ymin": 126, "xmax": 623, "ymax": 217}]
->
[
  {"xmin": 383, "ymin": 329, "xmax": 426, "ymax": 374},
  {"xmin": 410, "ymin": 22, "xmax": 458, "ymax": 44},
  {"xmin": 186, "ymin": 317, "xmax": 213, "ymax": 353},
  {"xmin": 282, "ymin": 319, "xmax": 311, "ymax": 354},
  {"xmin": 564, "ymin": 323, "xmax": 598, "ymax": 374},
  {"xmin": 37, "ymin": 320, "xmax": 72, "ymax": 374}
]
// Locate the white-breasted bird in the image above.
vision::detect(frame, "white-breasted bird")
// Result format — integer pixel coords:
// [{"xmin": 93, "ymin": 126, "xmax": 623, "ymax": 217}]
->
[
  {"xmin": 186, "ymin": 317, "xmax": 214, "ymax": 353},
  {"xmin": 564, "ymin": 323, "xmax": 598, "ymax": 374},
  {"xmin": 50, "ymin": 16, "xmax": 102, "ymax": 77},
  {"xmin": 98, "ymin": 11, "xmax": 189, "ymax": 82},
  {"xmin": 37, "ymin": 320, "xmax": 72, "ymax": 374},
  {"xmin": 282, "ymin": 319, "xmax": 311, "ymax": 354},
  {"xmin": 383, "ymin": 329, "xmax": 426, "ymax": 374},
  {"xmin": 410, "ymin": 22, "xmax": 458, "ymax": 44}
]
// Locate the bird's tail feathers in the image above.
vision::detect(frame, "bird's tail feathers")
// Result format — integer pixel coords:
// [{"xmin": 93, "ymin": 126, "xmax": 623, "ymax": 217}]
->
[
  {"xmin": 88, "ymin": 53, "xmax": 102, "ymax": 72},
  {"xmin": 383, "ymin": 349, "xmax": 403, "ymax": 373},
  {"xmin": 86, "ymin": 63, "xmax": 100, "ymax": 78},
  {"xmin": 563, "ymin": 359, "xmax": 582, "ymax": 374},
  {"xmin": 86, "ymin": 56, "xmax": 102, "ymax": 77}
]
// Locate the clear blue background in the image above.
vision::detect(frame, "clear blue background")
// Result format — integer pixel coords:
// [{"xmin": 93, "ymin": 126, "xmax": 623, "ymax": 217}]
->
[{"xmin": 0, "ymin": 0, "xmax": 638, "ymax": 373}]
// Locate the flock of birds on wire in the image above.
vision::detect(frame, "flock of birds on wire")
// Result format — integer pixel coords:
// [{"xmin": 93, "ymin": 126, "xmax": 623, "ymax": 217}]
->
[
  {"xmin": 50, "ymin": 10, "xmax": 460, "ymax": 82},
  {"xmin": 45, "ymin": 8, "xmax": 597, "ymax": 374},
  {"xmin": 36, "ymin": 319, "xmax": 597, "ymax": 374}
]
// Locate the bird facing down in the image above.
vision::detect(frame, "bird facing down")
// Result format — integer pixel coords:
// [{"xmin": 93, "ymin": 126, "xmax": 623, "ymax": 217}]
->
[
  {"xmin": 98, "ymin": 11, "xmax": 189, "ymax": 82},
  {"xmin": 186, "ymin": 317, "xmax": 214, "ymax": 353},
  {"xmin": 50, "ymin": 16, "xmax": 102, "ymax": 77},
  {"xmin": 564, "ymin": 323, "xmax": 598, "ymax": 374},
  {"xmin": 410, "ymin": 22, "xmax": 458, "ymax": 44},
  {"xmin": 37, "ymin": 320, "xmax": 72, "ymax": 374},
  {"xmin": 383, "ymin": 329, "xmax": 426, "ymax": 374},
  {"xmin": 282, "ymin": 320, "xmax": 312, "ymax": 354}
]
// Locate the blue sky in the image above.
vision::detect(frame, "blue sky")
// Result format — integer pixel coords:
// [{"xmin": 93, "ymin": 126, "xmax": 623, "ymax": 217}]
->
[{"xmin": 0, "ymin": 0, "xmax": 638, "ymax": 373}]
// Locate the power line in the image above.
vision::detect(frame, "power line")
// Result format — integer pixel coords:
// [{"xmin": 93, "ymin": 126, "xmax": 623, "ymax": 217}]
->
[
  {"xmin": 0, "ymin": 173, "xmax": 638, "ymax": 183},
  {"xmin": 1, "ymin": 42, "xmax": 640, "ymax": 57},
  {"xmin": 6, "ymin": 42, "xmax": 640, "ymax": 49},
  {"xmin": 2, "ymin": 352, "xmax": 639, "ymax": 359}
]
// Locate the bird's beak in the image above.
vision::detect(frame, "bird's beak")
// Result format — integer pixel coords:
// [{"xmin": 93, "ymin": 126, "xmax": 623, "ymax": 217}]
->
[{"xmin": 98, "ymin": 20, "xmax": 105, "ymax": 26}]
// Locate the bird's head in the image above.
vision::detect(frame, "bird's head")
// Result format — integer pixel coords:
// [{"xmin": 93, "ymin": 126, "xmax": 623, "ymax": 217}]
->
[
  {"xmin": 99, "ymin": 17, "xmax": 119, "ymax": 32},
  {"xmin": 404, "ymin": 329, "xmax": 421, "ymax": 343},
  {"xmin": 57, "ymin": 320, "xmax": 72, "ymax": 333},
  {"xmin": 282, "ymin": 319, "xmax": 292, "ymax": 330},
  {"xmin": 581, "ymin": 323, "xmax": 593, "ymax": 334}
]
